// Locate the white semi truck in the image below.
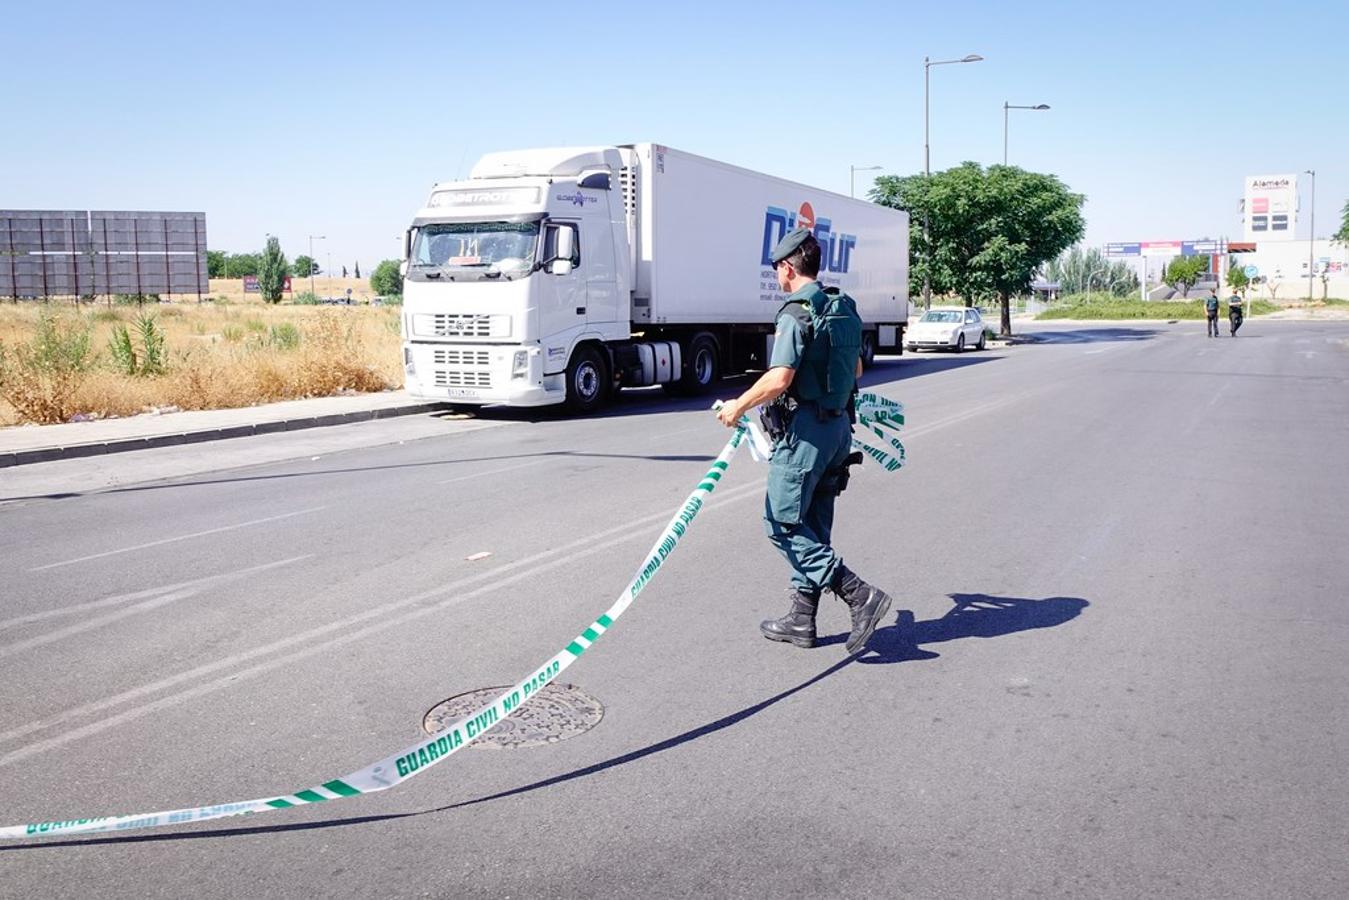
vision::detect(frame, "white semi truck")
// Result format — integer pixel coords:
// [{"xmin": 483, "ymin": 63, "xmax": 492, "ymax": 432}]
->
[{"xmin": 399, "ymin": 143, "xmax": 908, "ymax": 412}]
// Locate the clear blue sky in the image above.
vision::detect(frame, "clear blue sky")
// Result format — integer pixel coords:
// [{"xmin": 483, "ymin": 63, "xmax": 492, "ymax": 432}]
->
[{"xmin": 4, "ymin": 0, "xmax": 1345, "ymax": 272}]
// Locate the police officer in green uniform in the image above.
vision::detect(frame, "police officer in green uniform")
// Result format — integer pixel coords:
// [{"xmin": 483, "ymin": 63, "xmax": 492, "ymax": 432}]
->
[{"xmin": 716, "ymin": 228, "xmax": 893, "ymax": 655}]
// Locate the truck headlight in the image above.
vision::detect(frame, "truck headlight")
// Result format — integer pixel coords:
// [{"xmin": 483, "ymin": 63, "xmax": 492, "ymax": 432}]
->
[
  {"xmin": 404, "ymin": 347, "xmax": 415, "ymax": 375},
  {"xmin": 512, "ymin": 350, "xmax": 529, "ymax": 379}
]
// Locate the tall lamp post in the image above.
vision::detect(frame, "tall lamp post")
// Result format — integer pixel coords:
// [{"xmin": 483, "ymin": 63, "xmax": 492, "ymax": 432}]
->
[
  {"xmin": 923, "ymin": 53, "xmax": 983, "ymax": 309},
  {"xmin": 1085, "ymin": 266, "xmax": 1107, "ymax": 302},
  {"xmin": 1003, "ymin": 102, "xmax": 1050, "ymax": 165},
  {"xmin": 1305, "ymin": 169, "xmax": 1316, "ymax": 301},
  {"xmin": 308, "ymin": 234, "xmax": 325, "ymax": 298},
  {"xmin": 851, "ymin": 165, "xmax": 883, "ymax": 199}
]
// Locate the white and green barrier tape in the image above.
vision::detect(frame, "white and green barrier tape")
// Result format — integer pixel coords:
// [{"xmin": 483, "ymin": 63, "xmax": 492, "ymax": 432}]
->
[
  {"xmin": 853, "ymin": 392, "xmax": 906, "ymax": 472},
  {"xmin": 2, "ymin": 425, "xmax": 753, "ymax": 841}
]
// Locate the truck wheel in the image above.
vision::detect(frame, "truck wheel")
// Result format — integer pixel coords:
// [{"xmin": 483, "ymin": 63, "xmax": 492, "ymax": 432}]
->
[
  {"xmin": 667, "ymin": 333, "xmax": 720, "ymax": 396},
  {"xmin": 860, "ymin": 331, "xmax": 877, "ymax": 369},
  {"xmin": 565, "ymin": 345, "xmax": 609, "ymax": 413}
]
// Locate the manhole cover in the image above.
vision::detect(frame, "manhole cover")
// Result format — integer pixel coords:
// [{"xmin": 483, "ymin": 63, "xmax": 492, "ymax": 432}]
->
[{"xmin": 422, "ymin": 683, "xmax": 603, "ymax": 749}]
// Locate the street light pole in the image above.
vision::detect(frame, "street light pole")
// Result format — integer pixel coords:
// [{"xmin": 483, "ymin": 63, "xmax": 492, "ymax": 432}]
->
[
  {"xmin": 1305, "ymin": 169, "xmax": 1316, "ymax": 301},
  {"xmin": 850, "ymin": 164, "xmax": 882, "ymax": 199},
  {"xmin": 1003, "ymin": 102, "xmax": 1050, "ymax": 165},
  {"xmin": 1086, "ymin": 266, "xmax": 1107, "ymax": 302},
  {"xmin": 308, "ymin": 234, "xmax": 325, "ymax": 298},
  {"xmin": 923, "ymin": 53, "xmax": 983, "ymax": 310}
]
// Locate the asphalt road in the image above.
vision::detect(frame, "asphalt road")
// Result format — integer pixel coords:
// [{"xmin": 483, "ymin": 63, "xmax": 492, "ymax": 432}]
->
[{"xmin": 1, "ymin": 320, "xmax": 1346, "ymax": 898}]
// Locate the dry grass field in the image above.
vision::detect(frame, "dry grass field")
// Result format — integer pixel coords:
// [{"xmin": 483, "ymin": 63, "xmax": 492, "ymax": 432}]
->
[{"xmin": 0, "ymin": 289, "xmax": 404, "ymax": 426}]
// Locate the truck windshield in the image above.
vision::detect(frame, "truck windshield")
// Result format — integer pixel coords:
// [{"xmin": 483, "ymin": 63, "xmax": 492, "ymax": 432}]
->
[{"xmin": 410, "ymin": 222, "xmax": 539, "ymax": 281}]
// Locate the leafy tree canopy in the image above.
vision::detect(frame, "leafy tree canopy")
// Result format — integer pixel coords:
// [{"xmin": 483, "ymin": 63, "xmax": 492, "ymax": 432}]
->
[
  {"xmin": 872, "ymin": 162, "xmax": 1084, "ymax": 333},
  {"xmin": 370, "ymin": 259, "xmax": 403, "ymax": 297},
  {"xmin": 1045, "ymin": 246, "xmax": 1138, "ymax": 296},
  {"xmin": 257, "ymin": 237, "xmax": 289, "ymax": 304},
  {"xmin": 1163, "ymin": 256, "xmax": 1209, "ymax": 297}
]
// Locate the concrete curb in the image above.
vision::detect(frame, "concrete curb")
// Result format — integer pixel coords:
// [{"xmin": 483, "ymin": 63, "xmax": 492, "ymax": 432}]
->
[{"xmin": 0, "ymin": 402, "xmax": 445, "ymax": 469}]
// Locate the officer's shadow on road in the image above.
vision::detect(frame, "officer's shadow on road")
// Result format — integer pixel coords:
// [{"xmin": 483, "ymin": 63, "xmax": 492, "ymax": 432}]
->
[
  {"xmin": 0, "ymin": 592, "xmax": 1087, "ymax": 850},
  {"xmin": 815, "ymin": 592, "xmax": 1089, "ymax": 663}
]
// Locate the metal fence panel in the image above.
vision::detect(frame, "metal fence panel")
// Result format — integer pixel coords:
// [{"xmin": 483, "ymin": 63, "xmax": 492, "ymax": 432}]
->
[{"xmin": 2, "ymin": 209, "xmax": 207, "ymax": 298}]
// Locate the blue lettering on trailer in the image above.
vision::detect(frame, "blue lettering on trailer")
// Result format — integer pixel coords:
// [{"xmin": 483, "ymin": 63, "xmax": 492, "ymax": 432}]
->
[{"xmin": 760, "ymin": 202, "xmax": 857, "ymax": 274}]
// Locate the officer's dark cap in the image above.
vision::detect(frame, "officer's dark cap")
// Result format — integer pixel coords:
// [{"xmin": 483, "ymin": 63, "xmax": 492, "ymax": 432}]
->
[{"xmin": 770, "ymin": 227, "xmax": 816, "ymax": 266}]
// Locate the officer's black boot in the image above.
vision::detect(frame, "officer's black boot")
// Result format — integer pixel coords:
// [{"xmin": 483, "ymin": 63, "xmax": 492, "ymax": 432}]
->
[
  {"xmin": 759, "ymin": 589, "xmax": 819, "ymax": 648},
  {"xmin": 831, "ymin": 563, "xmax": 893, "ymax": 655}
]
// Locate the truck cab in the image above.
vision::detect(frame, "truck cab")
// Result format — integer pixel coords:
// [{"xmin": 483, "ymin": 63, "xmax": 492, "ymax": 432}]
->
[{"xmin": 401, "ymin": 147, "xmax": 633, "ymax": 409}]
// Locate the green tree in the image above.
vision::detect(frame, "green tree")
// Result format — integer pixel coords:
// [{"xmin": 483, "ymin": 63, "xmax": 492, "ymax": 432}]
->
[
  {"xmin": 1163, "ymin": 256, "xmax": 1208, "ymax": 297},
  {"xmin": 257, "ymin": 237, "xmax": 289, "ymax": 304},
  {"xmin": 206, "ymin": 250, "xmax": 227, "ymax": 279},
  {"xmin": 1225, "ymin": 261, "xmax": 1250, "ymax": 296},
  {"xmin": 354, "ymin": 261, "xmax": 361, "ymax": 279},
  {"xmin": 1334, "ymin": 200, "xmax": 1349, "ymax": 245},
  {"xmin": 370, "ymin": 259, "xmax": 403, "ymax": 297},
  {"xmin": 223, "ymin": 252, "xmax": 261, "ymax": 278},
  {"xmin": 292, "ymin": 255, "xmax": 319, "ymax": 277},
  {"xmin": 872, "ymin": 163, "xmax": 1085, "ymax": 334},
  {"xmin": 1045, "ymin": 246, "xmax": 1139, "ymax": 296}
]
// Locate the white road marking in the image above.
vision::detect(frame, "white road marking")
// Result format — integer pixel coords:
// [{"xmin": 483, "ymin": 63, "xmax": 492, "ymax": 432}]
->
[
  {"xmin": 29, "ymin": 508, "xmax": 327, "ymax": 571},
  {"xmin": 436, "ymin": 460, "xmax": 542, "ymax": 485},
  {"xmin": 0, "ymin": 557, "xmax": 309, "ymax": 632},
  {"xmin": 0, "ymin": 557, "xmax": 310, "ymax": 659}
]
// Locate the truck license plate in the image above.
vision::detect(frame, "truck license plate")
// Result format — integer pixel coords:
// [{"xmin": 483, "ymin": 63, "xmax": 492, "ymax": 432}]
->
[{"xmin": 446, "ymin": 387, "xmax": 481, "ymax": 399}]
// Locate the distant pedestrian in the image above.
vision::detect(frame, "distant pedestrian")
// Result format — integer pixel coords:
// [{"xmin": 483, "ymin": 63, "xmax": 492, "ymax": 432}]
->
[
  {"xmin": 1228, "ymin": 293, "xmax": 1244, "ymax": 336},
  {"xmin": 1204, "ymin": 290, "xmax": 1221, "ymax": 337}
]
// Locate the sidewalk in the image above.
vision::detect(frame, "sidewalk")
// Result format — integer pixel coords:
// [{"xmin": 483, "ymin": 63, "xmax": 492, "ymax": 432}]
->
[{"xmin": 0, "ymin": 391, "xmax": 443, "ymax": 468}]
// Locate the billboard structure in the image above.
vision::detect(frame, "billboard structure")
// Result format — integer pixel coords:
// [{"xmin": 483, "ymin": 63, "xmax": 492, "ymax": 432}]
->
[
  {"xmin": 1242, "ymin": 175, "xmax": 1303, "ymax": 243},
  {"xmin": 0, "ymin": 210, "xmax": 208, "ymax": 300}
]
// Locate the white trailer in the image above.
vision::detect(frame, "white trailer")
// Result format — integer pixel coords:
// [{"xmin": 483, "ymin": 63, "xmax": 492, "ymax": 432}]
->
[{"xmin": 400, "ymin": 143, "xmax": 908, "ymax": 412}]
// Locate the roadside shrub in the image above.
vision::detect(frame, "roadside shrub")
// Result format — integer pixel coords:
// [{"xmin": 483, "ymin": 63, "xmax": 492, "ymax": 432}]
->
[
  {"xmin": 136, "ymin": 312, "xmax": 167, "ymax": 374},
  {"xmin": 0, "ymin": 310, "xmax": 95, "ymax": 423},
  {"xmin": 292, "ymin": 291, "xmax": 321, "ymax": 305},
  {"xmin": 108, "ymin": 324, "xmax": 137, "ymax": 375},
  {"xmin": 1038, "ymin": 297, "xmax": 1280, "ymax": 320},
  {"xmin": 268, "ymin": 322, "xmax": 302, "ymax": 350},
  {"xmin": 295, "ymin": 312, "xmax": 388, "ymax": 395},
  {"xmin": 106, "ymin": 312, "xmax": 167, "ymax": 376},
  {"xmin": 113, "ymin": 293, "xmax": 161, "ymax": 305}
]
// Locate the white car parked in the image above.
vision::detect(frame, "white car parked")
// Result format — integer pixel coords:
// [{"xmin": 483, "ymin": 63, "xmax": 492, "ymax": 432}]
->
[{"xmin": 905, "ymin": 306, "xmax": 987, "ymax": 352}]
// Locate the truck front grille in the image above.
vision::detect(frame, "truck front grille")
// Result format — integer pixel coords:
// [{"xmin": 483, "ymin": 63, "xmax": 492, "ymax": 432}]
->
[
  {"xmin": 433, "ymin": 370, "xmax": 492, "ymax": 388},
  {"xmin": 432, "ymin": 349, "xmax": 490, "ymax": 367},
  {"xmin": 431, "ymin": 314, "xmax": 493, "ymax": 337}
]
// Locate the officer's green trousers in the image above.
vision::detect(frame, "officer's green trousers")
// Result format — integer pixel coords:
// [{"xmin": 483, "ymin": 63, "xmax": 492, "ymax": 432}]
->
[{"xmin": 762, "ymin": 408, "xmax": 853, "ymax": 595}]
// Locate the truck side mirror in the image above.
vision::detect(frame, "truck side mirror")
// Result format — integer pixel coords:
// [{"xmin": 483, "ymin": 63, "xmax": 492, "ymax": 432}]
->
[{"xmin": 548, "ymin": 226, "xmax": 575, "ymax": 276}]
